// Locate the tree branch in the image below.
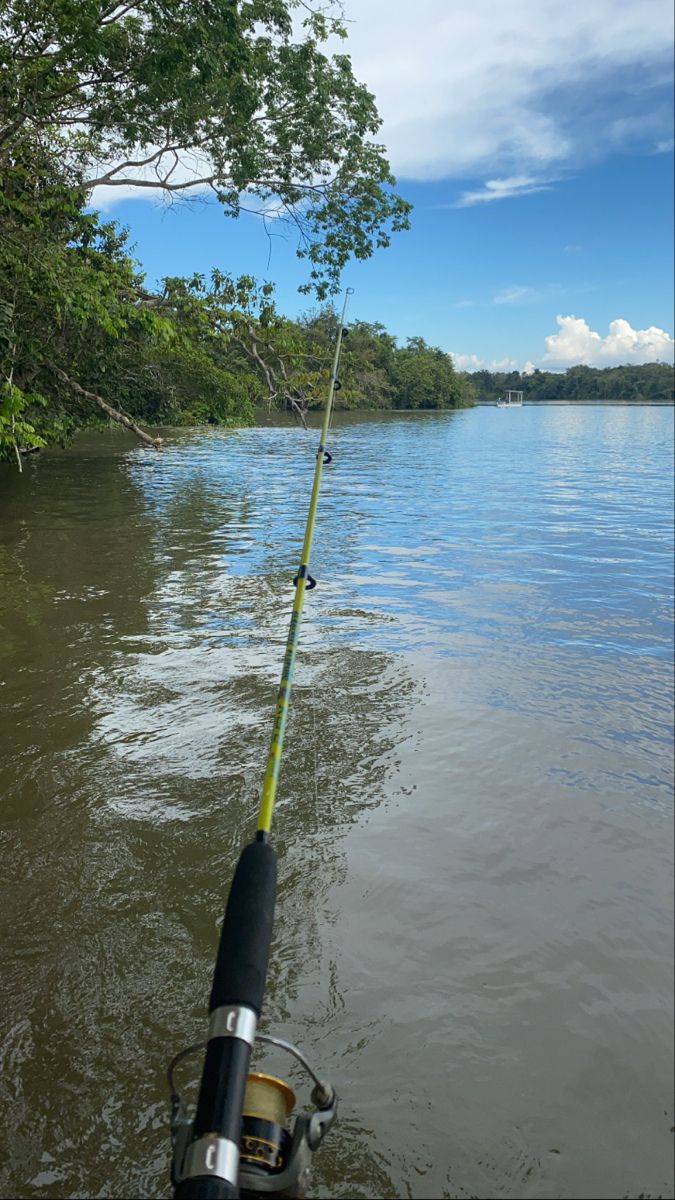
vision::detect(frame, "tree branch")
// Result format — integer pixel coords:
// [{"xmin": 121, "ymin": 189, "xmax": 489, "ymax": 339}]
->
[
  {"xmin": 232, "ymin": 323, "xmax": 308, "ymax": 427},
  {"xmin": 86, "ymin": 142, "xmax": 175, "ymax": 185},
  {"xmin": 51, "ymin": 367, "xmax": 162, "ymax": 447},
  {"xmin": 100, "ymin": 3, "xmax": 140, "ymax": 25},
  {"xmin": 85, "ymin": 169, "xmax": 217, "ymax": 191}
]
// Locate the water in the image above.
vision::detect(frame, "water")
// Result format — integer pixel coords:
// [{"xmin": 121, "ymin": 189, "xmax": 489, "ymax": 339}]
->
[{"xmin": 0, "ymin": 405, "xmax": 673, "ymax": 1200}]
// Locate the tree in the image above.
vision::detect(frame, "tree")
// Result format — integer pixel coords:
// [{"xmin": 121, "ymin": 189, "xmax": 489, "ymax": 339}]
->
[
  {"xmin": 0, "ymin": 0, "xmax": 411, "ymax": 297},
  {"xmin": 159, "ymin": 272, "xmax": 328, "ymax": 422},
  {"xmin": 392, "ymin": 337, "xmax": 474, "ymax": 409},
  {"xmin": 0, "ymin": 146, "xmax": 267, "ymax": 462}
]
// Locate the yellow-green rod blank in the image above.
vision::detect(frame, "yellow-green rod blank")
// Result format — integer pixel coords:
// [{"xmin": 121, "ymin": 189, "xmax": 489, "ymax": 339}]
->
[{"xmin": 257, "ymin": 290, "xmax": 353, "ymax": 835}]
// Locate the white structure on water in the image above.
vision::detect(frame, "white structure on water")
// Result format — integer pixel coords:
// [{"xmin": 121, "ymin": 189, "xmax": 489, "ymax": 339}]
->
[{"xmin": 496, "ymin": 390, "xmax": 524, "ymax": 408}]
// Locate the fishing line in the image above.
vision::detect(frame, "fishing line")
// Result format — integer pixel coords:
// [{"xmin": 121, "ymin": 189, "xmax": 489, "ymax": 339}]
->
[{"xmin": 257, "ymin": 291, "xmax": 352, "ymax": 837}]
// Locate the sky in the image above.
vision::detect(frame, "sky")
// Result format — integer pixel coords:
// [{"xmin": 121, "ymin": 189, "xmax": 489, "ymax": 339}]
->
[{"xmin": 94, "ymin": 0, "xmax": 675, "ymax": 373}]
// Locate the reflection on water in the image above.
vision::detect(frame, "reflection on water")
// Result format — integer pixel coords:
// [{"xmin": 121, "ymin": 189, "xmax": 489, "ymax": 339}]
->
[{"xmin": 0, "ymin": 406, "xmax": 673, "ymax": 1200}]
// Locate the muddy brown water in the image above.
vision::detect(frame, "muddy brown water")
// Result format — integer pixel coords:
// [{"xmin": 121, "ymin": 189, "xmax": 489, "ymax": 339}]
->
[{"xmin": 0, "ymin": 406, "xmax": 673, "ymax": 1199}]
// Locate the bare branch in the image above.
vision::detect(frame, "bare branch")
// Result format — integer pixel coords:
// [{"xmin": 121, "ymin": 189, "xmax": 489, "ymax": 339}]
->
[
  {"xmin": 232, "ymin": 322, "xmax": 308, "ymax": 427},
  {"xmin": 100, "ymin": 3, "xmax": 139, "ymax": 25},
  {"xmin": 51, "ymin": 367, "xmax": 162, "ymax": 448},
  {"xmin": 87, "ymin": 142, "xmax": 175, "ymax": 184},
  {"xmin": 161, "ymin": 148, "xmax": 180, "ymax": 185},
  {"xmin": 84, "ymin": 169, "xmax": 218, "ymax": 192}
]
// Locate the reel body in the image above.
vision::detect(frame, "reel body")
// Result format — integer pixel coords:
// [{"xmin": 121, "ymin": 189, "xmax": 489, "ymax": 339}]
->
[{"xmin": 170, "ymin": 1034, "xmax": 337, "ymax": 1199}]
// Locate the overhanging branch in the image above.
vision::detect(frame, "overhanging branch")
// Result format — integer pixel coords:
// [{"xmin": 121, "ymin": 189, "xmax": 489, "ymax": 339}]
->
[{"xmin": 51, "ymin": 367, "xmax": 162, "ymax": 448}]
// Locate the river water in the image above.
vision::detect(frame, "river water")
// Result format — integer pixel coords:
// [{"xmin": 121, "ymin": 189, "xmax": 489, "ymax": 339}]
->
[{"xmin": 0, "ymin": 405, "xmax": 673, "ymax": 1200}]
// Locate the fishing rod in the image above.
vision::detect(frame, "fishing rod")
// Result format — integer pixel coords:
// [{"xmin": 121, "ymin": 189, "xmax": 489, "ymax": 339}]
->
[{"xmin": 169, "ymin": 290, "xmax": 353, "ymax": 1200}]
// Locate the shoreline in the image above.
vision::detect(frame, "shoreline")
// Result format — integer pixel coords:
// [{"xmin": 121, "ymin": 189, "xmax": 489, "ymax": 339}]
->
[{"xmin": 2, "ymin": 401, "xmax": 673, "ymax": 471}]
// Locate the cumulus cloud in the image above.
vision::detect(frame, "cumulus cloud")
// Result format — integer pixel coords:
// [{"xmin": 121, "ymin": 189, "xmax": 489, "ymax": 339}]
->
[
  {"xmin": 451, "ymin": 316, "xmax": 674, "ymax": 372},
  {"xmin": 93, "ymin": 155, "xmax": 298, "ymax": 218},
  {"xmin": 542, "ymin": 315, "xmax": 675, "ymax": 366},
  {"xmin": 451, "ymin": 352, "xmax": 520, "ymax": 371},
  {"xmin": 345, "ymin": 0, "xmax": 673, "ymax": 182}
]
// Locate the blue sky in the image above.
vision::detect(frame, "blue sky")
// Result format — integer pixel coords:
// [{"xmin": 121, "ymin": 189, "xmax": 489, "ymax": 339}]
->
[{"xmin": 95, "ymin": 0, "xmax": 674, "ymax": 372}]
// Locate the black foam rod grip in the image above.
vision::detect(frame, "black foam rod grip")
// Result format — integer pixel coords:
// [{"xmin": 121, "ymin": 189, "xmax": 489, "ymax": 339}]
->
[
  {"xmin": 175, "ymin": 1178, "xmax": 238, "ymax": 1199},
  {"xmin": 209, "ymin": 839, "xmax": 277, "ymax": 1016}
]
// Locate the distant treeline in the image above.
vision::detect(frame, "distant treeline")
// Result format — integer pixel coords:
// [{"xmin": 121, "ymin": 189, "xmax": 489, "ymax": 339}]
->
[
  {"xmin": 464, "ymin": 362, "xmax": 674, "ymax": 404},
  {"xmin": 296, "ymin": 315, "xmax": 475, "ymax": 411}
]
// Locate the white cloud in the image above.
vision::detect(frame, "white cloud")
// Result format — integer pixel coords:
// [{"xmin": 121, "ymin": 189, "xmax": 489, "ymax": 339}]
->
[
  {"xmin": 94, "ymin": 184, "xmax": 164, "ymax": 209},
  {"xmin": 451, "ymin": 352, "xmax": 482, "ymax": 370},
  {"xmin": 542, "ymin": 315, "xmax": 675, "ymax": 366},
  {"xmin": 493, "ymin": 285, "xmax": 537, "ymax": 305},
  {"xmin": 451, "ymin": 316, "xmax": 674, "ymax": 372},
  {"xmin": 344, "ymin": 0, "xmax": 673, "ymax": 181},
  {"xmin": 92, "ymin": 0, "xmax": 674, "ymax": 212},
  {"xmin": 451, "ymin": 352, "xmax": 520, "ymax": 371},
  {"xmin": 457, "ymin": 175, "xmax": 553, "ymax": 206}
]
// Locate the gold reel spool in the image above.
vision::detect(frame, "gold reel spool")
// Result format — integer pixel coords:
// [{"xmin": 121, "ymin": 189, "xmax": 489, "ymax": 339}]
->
[{"xmin": 243, "ymin": 1072, "xmax": 296, "ymax": 1125}]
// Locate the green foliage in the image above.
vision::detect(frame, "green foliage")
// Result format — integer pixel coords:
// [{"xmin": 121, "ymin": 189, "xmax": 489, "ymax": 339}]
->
[
  {"xmin": 464, "ymin": 363, "xmax": 674, "ymax": 404},
  {"xmin": 0, "ymin": 1, "xmax": 418, "ymax": 462},
  {"xmin": 0, "ymin": 146, "xmax": 263, "ymax": 458},
  {"xmin": 0, "ymin": 382, "xmax": 46, "ymax": 456},
  {"xmin": 295, "ymin": 311, "xmax": 475, "ymax": 411},
  {"xmin": 392, "ymin": 337, "xmax": 475, "ymax": 409},
  {"xmin": 0, "ymin": 0, "xmax": 411, "ymax": 297}
]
